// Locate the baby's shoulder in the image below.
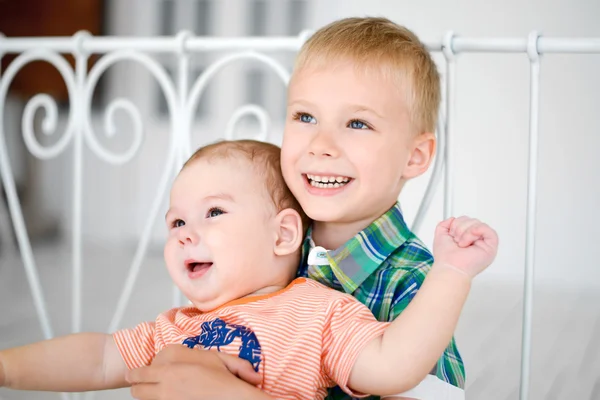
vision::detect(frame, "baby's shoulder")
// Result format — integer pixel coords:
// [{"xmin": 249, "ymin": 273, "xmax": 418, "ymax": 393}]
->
[{"xmin": 288, "ymin": 278, "xmax": 359, "ymax": 308}]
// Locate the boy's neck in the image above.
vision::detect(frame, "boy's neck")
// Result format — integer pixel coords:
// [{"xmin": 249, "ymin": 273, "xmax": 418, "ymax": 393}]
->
[
  {"xmin": 311, "ymin": 201, "xmax": 400, "ymax": 250},
  {"xmin": 312, "ymin": 200, "xmax": 396, "ymax": 250},
  {"xmin": 312, "ymin": 218, "xmax": 373, "ymax": 250}
]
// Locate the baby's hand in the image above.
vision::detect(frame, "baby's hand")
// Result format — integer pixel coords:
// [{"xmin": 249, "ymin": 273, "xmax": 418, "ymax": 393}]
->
[{"xmin": 433, "ymin": 216, "xmax": 499, "ymax": 279}]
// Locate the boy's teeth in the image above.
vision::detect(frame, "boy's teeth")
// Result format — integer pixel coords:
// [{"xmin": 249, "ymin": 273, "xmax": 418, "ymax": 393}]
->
[
  {"xmin": 307, "ymin": 174, "xmax": 350, "ymax": 188},
  {"xmin": 311, "ymin": 181, "xmax": 344, "ymax": 188},
  {"xmin": 307, "ymin": 174, "xmax": 350, "ymax": 184}
]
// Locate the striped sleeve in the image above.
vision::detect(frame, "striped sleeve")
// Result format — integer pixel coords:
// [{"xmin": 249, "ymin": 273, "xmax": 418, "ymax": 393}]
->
[
  {"xmin": 112, "ymin": 321, "xmax": 157, "ymax": 370},
  {"xmin": 322, "ymin": 295, "xmax": 390, "ymax": 397}
]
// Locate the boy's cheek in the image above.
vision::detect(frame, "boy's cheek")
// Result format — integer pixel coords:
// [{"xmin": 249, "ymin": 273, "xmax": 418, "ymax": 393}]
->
[
  {"xmin": 279, "ymin": 153, "xmax": 296, "ymax": 183},
  {"xmin": 279, "ymin": 139, "xmax": 293, "ymax": 160}
]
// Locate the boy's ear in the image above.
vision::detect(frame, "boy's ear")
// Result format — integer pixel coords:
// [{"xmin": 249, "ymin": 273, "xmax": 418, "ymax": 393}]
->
[
  {"xmin": 402, "ymin": 132, "xmax": 436, "ymax": 180},
  {"xmin": 273, "ymin": 208, "xmax": 303, "ymax": 256}
]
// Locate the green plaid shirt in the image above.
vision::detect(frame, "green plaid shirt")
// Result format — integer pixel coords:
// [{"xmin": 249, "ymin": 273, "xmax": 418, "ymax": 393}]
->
[{"xmin": 297, "ymin": 202, "xmax": 465, "ymax": 400}]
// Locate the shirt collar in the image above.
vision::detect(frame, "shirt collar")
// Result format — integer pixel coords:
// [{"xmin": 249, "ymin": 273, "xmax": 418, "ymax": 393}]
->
[{"xmin": 302, "ymin": 202, "xmax": 414, "ymax": 293}]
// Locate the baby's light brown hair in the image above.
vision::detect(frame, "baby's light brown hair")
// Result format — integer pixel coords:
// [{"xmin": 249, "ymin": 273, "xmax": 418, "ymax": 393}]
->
[
  {"xmin": 184, "ymin": 140, "xmax": 311, "ymax": 234},
  {"xmin": 295, "ymin": 17, "xmax": 440, "ymax": 134}
]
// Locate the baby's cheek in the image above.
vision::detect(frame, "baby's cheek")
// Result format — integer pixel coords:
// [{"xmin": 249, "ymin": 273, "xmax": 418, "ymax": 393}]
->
[
  {"xmin": 163, "ymin": 239, "xmax": 175, "ymax": 260},
  {"xmin": 207, "ymin": 230, "xmax": 229, "ymax": 248},
  {"xmin": 163, "ymin": 243, "xmax": 179, "ymax": 271}
]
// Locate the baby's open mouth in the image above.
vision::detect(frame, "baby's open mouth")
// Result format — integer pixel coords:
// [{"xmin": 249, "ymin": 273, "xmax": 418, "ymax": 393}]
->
[
  {"xmin": 186, "ymin": 261, "xmax": 213, "ymax": 273},
  {"xmin": 305, "ymin": 174, "xmax": 352, "ymax": 188}
]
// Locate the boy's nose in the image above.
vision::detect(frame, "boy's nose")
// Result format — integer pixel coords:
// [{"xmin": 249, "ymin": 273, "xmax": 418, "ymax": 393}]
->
[{"xmin": 308, "ymin": 130, "xmax": 339, "ymax": 158}]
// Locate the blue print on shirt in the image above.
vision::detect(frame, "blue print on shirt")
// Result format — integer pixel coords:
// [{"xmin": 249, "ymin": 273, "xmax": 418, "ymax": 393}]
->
[{"xmin": 182, "ymin": 318, "xmax": 262, "ymax": 372}]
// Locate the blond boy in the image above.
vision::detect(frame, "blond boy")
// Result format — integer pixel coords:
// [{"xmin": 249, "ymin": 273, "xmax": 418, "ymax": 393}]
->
[{"xmin": 278, "ymin": 17, "xmax": 465, "ymax": 400}]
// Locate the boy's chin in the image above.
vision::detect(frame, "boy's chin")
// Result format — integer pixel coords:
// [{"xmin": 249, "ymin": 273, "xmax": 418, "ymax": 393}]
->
[{"xmin": 302, "ymin": 204, "xmax": 349, "ymax": 224}]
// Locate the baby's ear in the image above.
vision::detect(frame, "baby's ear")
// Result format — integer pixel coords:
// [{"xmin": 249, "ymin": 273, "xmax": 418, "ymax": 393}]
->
[
  {"xmin": 273, "ymin": 209, "xmax": 303, "ymax": 256},
  {"xmin": 403, "ymin": 132, "xmax": 436, "ymax": 179}
]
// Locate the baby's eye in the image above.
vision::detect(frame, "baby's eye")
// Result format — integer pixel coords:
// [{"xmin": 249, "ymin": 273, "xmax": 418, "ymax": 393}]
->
[
  {"xmin": 207, "ymin": 207, "xmax": 225, "ymax": 218},
  {"xmin": 348, "ymin": 119, "xmax": 369, "ymax": 130},
  {"xmin": 172, "ymin": 219, "xmax": 185, "ymax": 228},
  {"xmin": 294, "ymin": 112, "xmax": 317, "ymax": 124}
]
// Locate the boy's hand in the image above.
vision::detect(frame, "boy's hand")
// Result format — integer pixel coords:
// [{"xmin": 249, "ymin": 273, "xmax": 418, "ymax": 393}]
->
[{"xmin": 433, "ymin": 216, "xmax": 499, "ymax": 278}]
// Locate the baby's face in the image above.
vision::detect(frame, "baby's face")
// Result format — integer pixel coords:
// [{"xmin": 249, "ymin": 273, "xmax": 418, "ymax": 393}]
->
[
  {"xmin": 164, "ymin": 158, "xmax": 279, "ymax": 311},
  {"xmin": 281, "ymin": 61, "xmax": 416, "ymax": 229}
]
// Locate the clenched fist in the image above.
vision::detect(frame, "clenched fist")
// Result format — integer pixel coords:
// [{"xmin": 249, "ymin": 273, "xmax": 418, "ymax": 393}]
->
[{"xmin": 433, "ymin": 216, "xmax": 499, "ymax": 278}]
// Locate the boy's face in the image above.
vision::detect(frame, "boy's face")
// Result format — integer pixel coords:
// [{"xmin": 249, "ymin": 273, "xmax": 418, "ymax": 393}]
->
[
  {"xmin": 281, "ymin": 62, "xmax": 419, "ymax": 228},
  {"xmin": 164, "ymin": 158, "xmax": 281, "ymax": 311}
]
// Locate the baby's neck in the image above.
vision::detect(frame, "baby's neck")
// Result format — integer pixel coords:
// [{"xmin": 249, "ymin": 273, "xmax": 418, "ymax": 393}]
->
[
  {"xmin": 193, "ymin": 279, "xmax": 296, "ymax": 313},
  {"xmin": 243, "ymin": 283, "xmax": 290, "ymax": 298},
  {"xmin": 191, "ymin": 263, "xmax": 298, "ymax": 312},
  {"xmin": 241, "ymin": 269, "xmax": 298, "ymax": 299}
]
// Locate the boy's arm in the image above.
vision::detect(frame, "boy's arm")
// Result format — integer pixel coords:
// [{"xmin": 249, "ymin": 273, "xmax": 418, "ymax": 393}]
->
[
  {"xmin": 348, "ymin": 217, "xmax": 498, "ymax": 396},
  {"xmin": 349, "ymin": 266, "xmax": 470, "ymax": 395},
  {"xmin": 0, "ymin": 333, "xmax": 129, "ymax": 392}
]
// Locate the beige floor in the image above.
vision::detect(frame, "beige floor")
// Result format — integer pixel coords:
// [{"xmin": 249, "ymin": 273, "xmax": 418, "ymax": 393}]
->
[{"xmin": 0, "ymin": 241, "xmax": 598, "ymax": 400}]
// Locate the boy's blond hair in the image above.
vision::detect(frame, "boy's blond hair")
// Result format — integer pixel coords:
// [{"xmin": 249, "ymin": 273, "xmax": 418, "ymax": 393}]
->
[
  {"xmin": 295, "ymin": 17, "xmax": 440, "ymax": 134},
  {"xmin": 184, "ymin": 140, "xmax": 311, "ymax": 233}
]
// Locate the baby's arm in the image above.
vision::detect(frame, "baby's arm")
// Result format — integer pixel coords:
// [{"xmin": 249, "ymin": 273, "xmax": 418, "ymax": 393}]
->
[
  {"xmin": 348, "ymin": 217, "xmax": 498, "ymax": 396},
  {"xmin": 0, "ymin": 333, "xmax": 128, "ymax": 392}
]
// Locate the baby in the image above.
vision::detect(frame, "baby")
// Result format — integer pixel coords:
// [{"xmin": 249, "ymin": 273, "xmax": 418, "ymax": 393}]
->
[{"xmin": 0, "ymin": 140, "xmax": 498, "ymax": 399}]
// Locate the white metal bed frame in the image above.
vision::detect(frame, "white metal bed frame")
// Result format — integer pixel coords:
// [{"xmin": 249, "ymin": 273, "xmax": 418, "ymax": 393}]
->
[{"xmin": 1, "ymin": 30, "xmax": 599, "ymax": 400}]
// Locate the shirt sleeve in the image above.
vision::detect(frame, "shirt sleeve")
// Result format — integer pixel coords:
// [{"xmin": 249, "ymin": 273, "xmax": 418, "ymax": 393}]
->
[
  {"xmin": 112, "ymin": 321, "xmax": 156, "ymax": 370},
  {"xmin": 322, "ymin": 294, "xmax": 390, "ymax": 397}
]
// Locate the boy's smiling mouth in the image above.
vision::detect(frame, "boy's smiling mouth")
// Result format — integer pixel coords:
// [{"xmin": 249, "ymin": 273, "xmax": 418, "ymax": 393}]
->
[
  {"xmin": 304, "ymin": 174, "xmax": 353, "ymax": 189},
  {"xmin": 302, "ymin": 174, "xmax": 354, "ymax": 196}
]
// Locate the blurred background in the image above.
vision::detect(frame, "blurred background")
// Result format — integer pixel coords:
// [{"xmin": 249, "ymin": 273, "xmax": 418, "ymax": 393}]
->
[{"xmin": 0, "ymin": 0, "xmax": 599, "ymax": 399}]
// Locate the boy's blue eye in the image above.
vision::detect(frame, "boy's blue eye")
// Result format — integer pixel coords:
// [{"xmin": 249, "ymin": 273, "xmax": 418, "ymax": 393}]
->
[
  {"xmin": 207, "ymin": 207, "xmax": 224, "ymax": 218},
  {"xmin": 299, "ymin": 113, "xmax": 316, "ymax": 124},
  {"xmin": 349, "ymin": 120, "xmax": 369, "ymax": 130},
  {"xmin": 173, "ymin": 219, "xmax": 185, "ymax": 228}
]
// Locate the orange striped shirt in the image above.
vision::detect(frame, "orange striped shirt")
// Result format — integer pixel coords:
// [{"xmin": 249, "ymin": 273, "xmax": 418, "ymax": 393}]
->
[{"xmin": 113, "ymin": 278, "xmax": 389, "ymax": 399}]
